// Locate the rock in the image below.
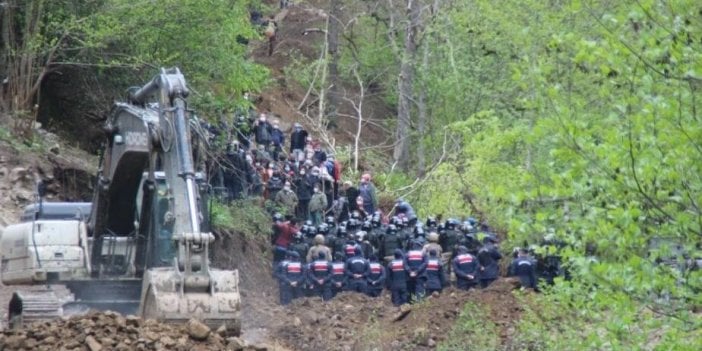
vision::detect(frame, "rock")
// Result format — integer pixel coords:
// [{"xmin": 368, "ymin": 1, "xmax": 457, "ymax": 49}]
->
[
  {"xmin": 216, "ymin": 324, "xmax": 227, "ymax": 336},
  {"xmin": 85, "ymin": 335, "xmax": 103, "ymax": 351},
  {"xmin": 126, "ymin": 315, "xmax": 141, "ymax": 327},
  {"xmin": 253, "ymin": 343, "xmax": 270, "ymax": 351},
  {"xmin": 392, "ymin": 304, "xmax": 412, "ymax": 322},
  {"xmin": 292, "ymin": 317, "xmax": 302, "ymax": 327},
  {"xmin": 431, "ymin": 291, "xmax": 440, "ymax": 298},
  {"xmin": 427, "ymin": 338, "xmax": 436, "ymax": 347},
  {"xmin": 187, "ymin": 319, "xmax": 211, "ymax": 341},
  {"xmin": 4, "ymin": 335, "xmax": 24, "ymax": 349},
  {"xmin": 227, "ymin": 336, "xmax": 247, "ymax": 350}
]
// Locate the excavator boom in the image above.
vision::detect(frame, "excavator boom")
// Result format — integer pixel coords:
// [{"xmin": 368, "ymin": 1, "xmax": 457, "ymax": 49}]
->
[{"xmin": 2, "ymin": 68, "xmax": 240, "ymax": 334}]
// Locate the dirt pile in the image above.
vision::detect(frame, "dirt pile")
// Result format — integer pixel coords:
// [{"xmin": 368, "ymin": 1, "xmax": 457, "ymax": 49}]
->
[
  {"xmin": 269, "ymin": 278, "xmax": 524, "ymax": 351},
  {"xmin": 0, "ymin": 311, "xmax": 271, "ymax": 351}
]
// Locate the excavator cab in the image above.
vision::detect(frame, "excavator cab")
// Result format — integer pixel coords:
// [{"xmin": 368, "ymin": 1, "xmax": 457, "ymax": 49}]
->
[{"xmin": 3, "ymin": 68, "xmax": 240, "ymax": 334}]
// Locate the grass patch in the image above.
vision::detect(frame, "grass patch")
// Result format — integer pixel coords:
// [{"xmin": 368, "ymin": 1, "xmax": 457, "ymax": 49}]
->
[
  {"xmin": 438, "ymin": 301, "xmax": 500, "ymax": 351},
  {"xmin": 210, "ymin": 198, "xmax": 272, "ymax": 239}
]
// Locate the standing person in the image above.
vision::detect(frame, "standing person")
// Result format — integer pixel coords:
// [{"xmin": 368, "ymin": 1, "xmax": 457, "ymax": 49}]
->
[
  {"xmin": 263, "ymin": 16, "xmax": 278, "ymax": 56},
  {"xmin": 307, "ymin": 234, "xmax": 332, "ymax": 263},
  {"xmin": 381, "ymin": 224, "xmax": 403, "ymax": 263},
  {"xmin": 307, "ymin": 252, "xmax": 333, "ymax": 301},
  {"xmin": 358, "ymin": 173, "xmax": 378, "ymax": 215},
  {"xmin": 275, "ymin": 181, "xmax": 298, "ymax": 217},
  {"xmin": 279, "ymin": 251, "xmax": 305, "ymax": 305},
  {"xmin": 273, "ymin": 218, "xmax": 298, "ymax": 262},
  {"xmin": 271, "ymin": 120, "xmax": 285, "ymax": 161},
  {"xmin": 290, "ymin": 123, "xmax": 308, "ymax": 163},
  {"xmin": 422, "ymin": 232, "xmax": 443, "ymax": 257},
  {"xmin": 253, "ymin": 112, "xmax": 273, "ymax": 149},
  {"xmin": 405, "ymin": 241, "xmax": 427, "ymax": 302},
  {"xmin": 294, "ymin": 168, "xmax": 313, "ymax": 221},
  {"xmin": 366, "ymin": 254, "xmax": 386, "ymax": 297},
  {"xmin": 424, "ymin": 250, "xmax": 447, "ymax": 295},
  {"xmin": 453, "ymin": 246, "xmax": 479, "ymax": 290},
  {"xmin": 342, "ymin": 181, "xmax": 360, "ymax": 214},
  {"xmin": 345, "ymin": 247, "xmax": 370, "ymax": 293},
  {"xmin": 309, "ymin": 186, "xmax": 328, "ymax": 225},
  {"xmin": 386, "ymin": 249, "xmax": 409, "ymax": 306},
  {"xmin": 478, "ymin": 237, "xmax": 502, "ymax": 288},
  {"xmin": 509, "ymin": 248, "xmax": 537, "ymax": 290},
  {"xmin": 394, "ymin": 198, "xmax": 417, "ymax": 225},
  {"xmin": 330, "ymin": 252, "xmax": 348, "ymax": 297}
]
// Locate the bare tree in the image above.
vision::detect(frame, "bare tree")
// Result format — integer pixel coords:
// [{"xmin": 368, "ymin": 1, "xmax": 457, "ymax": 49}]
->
[
  {"xmin": 325, "ymin": 0, "xmax": 342, "ymax": 129},
  {"xmin": 393, "ymin": 0, "xmax": 423, "ymax": 171}
]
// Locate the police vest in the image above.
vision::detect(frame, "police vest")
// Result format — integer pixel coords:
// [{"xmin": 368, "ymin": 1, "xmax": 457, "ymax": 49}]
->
[
  {"xmin": 390, "ymin": 259, "xmax": 405, "ymax": 272},
  {"xmin": 331, "ymin": 262, "xmax": 345, "ymax": 276},
  {"xmin": 407, "ymin": 250, "xmax": 424, "ymax": 266},
  {"xmin": 369, "ymin": 262, "xmax": 383, "ymax": 278},
  {"xmin": 286, "ymin": 262, "xmax": 302, "ymax": 275},
  {"xmin": 427, "ymin": 259, "xmax": 440, "ymax": 271},
  {"xmin": 312, "ymin": 260, "xmax": 329, "ymax": 277}
]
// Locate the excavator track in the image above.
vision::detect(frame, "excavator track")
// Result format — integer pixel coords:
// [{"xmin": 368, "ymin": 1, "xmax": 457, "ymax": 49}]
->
[{"xmin": 8, "ymin": 290, "xmax": 64, "ymax": 328}]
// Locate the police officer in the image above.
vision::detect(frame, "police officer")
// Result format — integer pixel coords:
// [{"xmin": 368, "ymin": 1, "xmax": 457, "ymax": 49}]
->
[
  {"xmin": 386, "ymin": 249, "xmax": 409, "ymax": 306},
  {"xmin": 441, "ymin": 218, "xmax": 461, "ymax": 255},
  {"xmin": 424, "ymin": 250, "xmax": 447, "ymax": 295},
  {"xmin": 290, "ymin": 232, "xmax": 310, "ymax": 264},
  {"xmin": 509, "ymin": 248, "xmax": 537, "ymax": 289},
  {"xmin": 478, "ymin": 237, "xmax": 502, "ymax": 288},
  {"xmin": 344, "ymin": 234, "xmax": 362, "ymax": 260},
  {"xmin": 330, "ymin": 252, "xmax": 348, "ymax": 297},
  {"xmin": 366, "ymin": 254, "xmax": 386, "ymax": 297},
  {"xmin": 405, "ymin": 240, "xmax": 427, "ymax": 302},
  {"xmin": 355, "ymin": 230, "xmax": 374, "ymax": 258},
  {"xmin": 345, "ymin": 247, "xmax": 370, "ymax": 293},
  {"xmin": 333, "ymin": 223, "xmax": 348, "ymax": 257},
  {"xmin": 308, "ymin": 252, "xmax": 333, "ymax": 300},
  {"xmin": 453, "ymin": 246, "xmax": 479, "ymax": 290},
  {"xmin": 381, "ymin": 224, "xmax": 403, "ymax": 263},
  {"xmin": 279, "ymin": 251, "xmax": 305, "ymax": 305}
]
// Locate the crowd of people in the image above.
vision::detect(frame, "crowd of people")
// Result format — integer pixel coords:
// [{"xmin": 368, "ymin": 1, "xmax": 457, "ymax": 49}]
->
[
  {"xmin": 200, "ymin": 108, "xmax": 560, "ymax": 306},
  {"xmin": 271, "ymin": 212, "xmax": 556, "ymax": 306}
]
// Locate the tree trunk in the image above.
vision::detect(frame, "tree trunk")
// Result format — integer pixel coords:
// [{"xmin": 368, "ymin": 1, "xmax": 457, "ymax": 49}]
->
[
  {"xmin": 393, "ymin": 0, "xmax": 421, "ymax": 171},
  {"xmin": 0, "ymin": 0, "xmax": 46, "ymax": 140},
  {"xmin": 417, "ymin": 39, "xmax": 429, "ymax": 177},
  {"xmin": 325, "ymin": 0, "xmax": 342, "ymax": 129}
]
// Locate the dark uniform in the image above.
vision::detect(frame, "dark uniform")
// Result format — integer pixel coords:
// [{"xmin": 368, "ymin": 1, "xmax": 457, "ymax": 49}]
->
[
  {"xmin": 424, "ymin": 251, "xmax": 447, "ymax": 295},
  {"xmin": 509, "ymin": 254, "xmax": 537, "ymax": 289},
  {"xmin": 366, "ymin": 256, "xmax": 386, "ymax": 297},
  {"xmin": 345, "ymin": 247, "xmax": 370, "ymax": 293},
  {"xmin": 278, "ymin": 252, "xmax": 305, "ymax": 305},
  {"xmin": 453, "ymin": 246, "xmax": 479, "ymax": 290},
  {"xmin": 477, "ymin": 240, "xmax": 502, "ymax": 288},
  {"xmin": 330, "ymin": 253, "xmax": 348, "ymax": 297},
  {"xmin": 404, "ymin": 242, "xmax": 427, "ymax": 302},
  {"xmin": 381, "ymin": 225, "xmax": 403, "ymax": 262},
  {"xmin": 307, "ymin": 252, "xmax": 333, "ymax": 300},
  {"xmin": 386, "ymin": 249, "xmax": 409, "ymax": 306}
]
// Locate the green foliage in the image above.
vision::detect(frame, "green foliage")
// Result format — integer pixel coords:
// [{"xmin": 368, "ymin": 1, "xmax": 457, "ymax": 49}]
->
[
  {"xmin": 95, "ymin": 0, "xmax": 269, "ymax": 115},
  {"xmin": 438, "ymin": 301, "xmax": 500, "ymax": 351},
  {"xmin": 401, "ymin": 0, "xmax": 702, "ymax": 348},
  {"xmin": 210, "ymin": 199, "xmax": 272, "ymax": 239}
]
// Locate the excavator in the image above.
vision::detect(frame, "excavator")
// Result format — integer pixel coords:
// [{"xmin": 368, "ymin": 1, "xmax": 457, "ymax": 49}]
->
[{"xmin": 0, "ymin": 68, "xmax": 241, "ymax": 333}]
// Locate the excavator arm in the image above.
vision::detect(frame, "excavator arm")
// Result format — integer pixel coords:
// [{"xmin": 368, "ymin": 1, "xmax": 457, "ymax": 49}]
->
[{"xmin": 89, "ymin": 68, "xmax": 240, "ymax": 333}]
